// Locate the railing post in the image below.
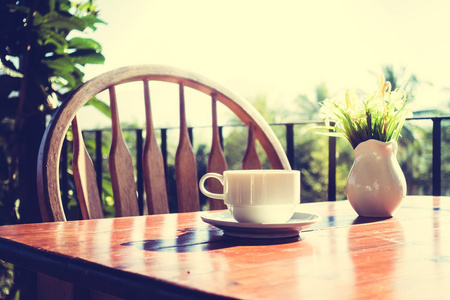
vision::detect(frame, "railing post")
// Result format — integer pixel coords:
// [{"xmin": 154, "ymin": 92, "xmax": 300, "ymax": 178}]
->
[
  {"xmin": 95, "ymin": 130, "xmax": 103, "ymax": 199},
  {"xmin": 328, "ymin": 127, "xmax": 337, "ymax": 201},
  {"xmin": 285, "ymin": 124, "xmax": 295, "ymax": 169},
  {"xmin": 219, "ymin": 126, "xmax": 224, "ymax": 149},
  {"xmin": 136, "ymin": 129, "xmax": 144, "ymax": 214},
  {"xmin": 61, "ymin": 138, "xmax": 68, "ymax": 210},
  {"xmin": 188, "ymin": 127, "xmax": 194, "ymax": 145},
  {"xmin": 432, "ymin": 118, "xmax": 442, "ymax": 196},
  {"xmin": 160, "ymin": 129, "xmax": 168, "ymax": 174}
]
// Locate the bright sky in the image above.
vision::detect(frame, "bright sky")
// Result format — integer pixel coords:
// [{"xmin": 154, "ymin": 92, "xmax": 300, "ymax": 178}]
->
[{"xmin": 81, "ymin": 0, "xmax": 450, "ymax": 128}]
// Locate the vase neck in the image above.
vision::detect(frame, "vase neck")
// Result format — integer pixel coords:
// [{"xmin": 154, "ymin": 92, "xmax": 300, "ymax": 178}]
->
[{"xmin": 354, "ymin": 139, "xmax": 398, "ymax": 158}]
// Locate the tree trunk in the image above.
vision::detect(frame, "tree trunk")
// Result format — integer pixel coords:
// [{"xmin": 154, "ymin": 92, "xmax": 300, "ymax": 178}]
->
[{"xmin": 17, "ymin": 113, "xmax": 45, "ymax": 223}]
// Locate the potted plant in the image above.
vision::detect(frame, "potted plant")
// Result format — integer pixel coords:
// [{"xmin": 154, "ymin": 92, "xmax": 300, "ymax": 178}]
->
[{"xmin": 318, "ymin": 76, "xmax": 413, "ymax": 217}]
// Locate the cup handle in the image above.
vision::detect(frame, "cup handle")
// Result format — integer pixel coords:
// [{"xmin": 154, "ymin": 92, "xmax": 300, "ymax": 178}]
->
[{"xmin": 199, "ymin": 173, "xmax": 224, "ymax": 200}]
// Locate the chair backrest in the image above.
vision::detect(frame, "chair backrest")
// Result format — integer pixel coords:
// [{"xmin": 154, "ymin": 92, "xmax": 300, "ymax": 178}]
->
[{"xmin": 37, "ymin": 65, "xmax": 291, "ymax": 222}]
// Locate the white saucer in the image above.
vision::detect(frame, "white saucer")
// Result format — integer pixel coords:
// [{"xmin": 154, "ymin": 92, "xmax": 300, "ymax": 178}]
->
[{"xmin": 201, "ymin": 211, "xmax": 321, "ymax": 239}]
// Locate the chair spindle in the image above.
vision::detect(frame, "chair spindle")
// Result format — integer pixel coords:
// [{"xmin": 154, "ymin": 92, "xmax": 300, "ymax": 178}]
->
[
  {"xmin": 206, "ymin": 95, "xmax": 228, "ymax": 210},
  {"xmin": 242, "ymin": 122, "xmax": 263, "ymax": 169},
  {"xmin": 175, "ymin": 83, "xmax": 200, "ymax": 212},
  {"xmin": 142, "ymin": 79, "xmax": 169, "ymax": 214},
  {"xmin": 72, "ymin": 116, "xmax": 104, "ymax": 219},
  {"xmin": 108, "ymin": 86, "xmax": 140, "ymax": 217}
]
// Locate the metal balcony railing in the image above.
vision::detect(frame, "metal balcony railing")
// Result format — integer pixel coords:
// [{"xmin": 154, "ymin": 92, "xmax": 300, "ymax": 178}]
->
[{"xmin": 61, "ymin": 116, "xmax": 449, "ymax": 210}]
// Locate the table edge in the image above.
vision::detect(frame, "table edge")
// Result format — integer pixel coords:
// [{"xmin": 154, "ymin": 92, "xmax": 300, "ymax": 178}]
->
[{"xmin": 0, "ymin": 237, "xmax": 236, "ymax": 300}]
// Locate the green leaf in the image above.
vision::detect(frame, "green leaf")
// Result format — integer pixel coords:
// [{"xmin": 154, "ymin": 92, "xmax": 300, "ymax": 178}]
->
[
  {"xmin": 70, "ymin": 51, "xmax": 105, "ymax": 65},
  {"xmin": 39, "ymin": 28, "xmax": 68, "ymax": 53},
  {"xmin": 69, "ymin": 67, "xmax": 86, "ymax": 87},
  {"xmin": 43, "ymin": 38, "xmax": 65, "ymax": 53},
  {"xmin": 87, "ymin": 97, "xmax": 111, "ymax": 118},
  {"xmin": 38, "ymin": 11, "xmax": 86, "ymax": 31},
  {"xmin": 49, "ymin": 0, "xmax": 56, "ymax": 11},
  {"xmin": 68, "ymin": 37, "xmax": 102, "ymax": 52},
  {"xmin": 78, "ymin": 2, "xmax": 91, "ymax": 11},
  {"xmin": 316, "ymin": 131, "xmax": 345, "ymax": 138},
  {"xmin": 52, "ymin": 70, "xmax": 77, "ymax": 88},
  {"xmin": 42, "ymin": 56, "xmax": 75, "ymax": 72},
  {"xmin": 32, "ymin": 11, "xmax": 44, "ymax": 25},
  {"xmin": 38, "ymin": 27, "xmax": 68, "ymax": 46},
  {"xmin": 81, "ymin": 15, "xmax": 107, "ymax": 30}
]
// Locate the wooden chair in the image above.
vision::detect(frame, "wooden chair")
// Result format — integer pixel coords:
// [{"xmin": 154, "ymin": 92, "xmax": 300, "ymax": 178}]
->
[{"xmin": 37, "ymin": 64, "xmax": 291, "ymax": 222}]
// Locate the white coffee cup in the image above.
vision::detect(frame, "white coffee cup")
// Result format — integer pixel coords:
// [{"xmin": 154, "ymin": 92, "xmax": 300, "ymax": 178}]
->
[{"xmin": 199, "ymin": 170, "xmax": 300, "ymax": 223}]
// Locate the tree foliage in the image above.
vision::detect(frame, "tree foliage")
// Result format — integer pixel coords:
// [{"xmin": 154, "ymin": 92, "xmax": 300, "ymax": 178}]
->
[
  {"xmin": 0, "ymin": 0, "xmax": 106, "ymax": 226},
  {"xmin": 1, "ymin": 0, "xmax": 106, "ymax": 113}
]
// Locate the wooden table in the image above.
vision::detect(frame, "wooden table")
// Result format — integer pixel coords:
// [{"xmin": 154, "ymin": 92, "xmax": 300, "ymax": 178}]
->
[{"xmin": 0, "ymin": 196, "xmax": 449, "ymax": 299}]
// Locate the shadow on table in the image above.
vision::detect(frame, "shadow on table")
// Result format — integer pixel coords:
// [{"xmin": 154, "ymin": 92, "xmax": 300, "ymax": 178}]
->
[
  {"xmin": 121, "ymin": 228, "xmax": 302, "ymax": 253},
  {"xmin": 351, "ymin": 216, "xmax": 393, "ymax": 225}
]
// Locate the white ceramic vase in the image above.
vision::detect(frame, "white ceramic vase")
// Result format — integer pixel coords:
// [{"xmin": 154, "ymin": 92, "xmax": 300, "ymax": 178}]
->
[{"xmin": 346, "ymin": 139, "xmax": 407, "ymax": 217}]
